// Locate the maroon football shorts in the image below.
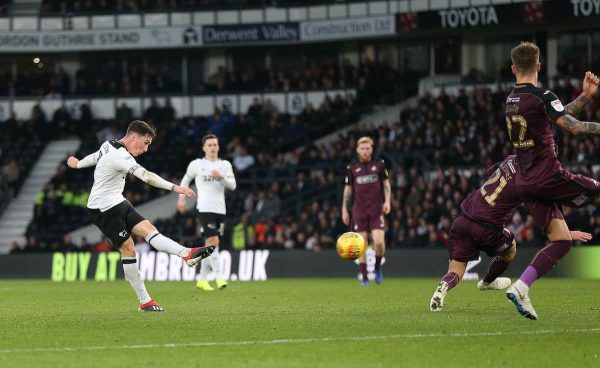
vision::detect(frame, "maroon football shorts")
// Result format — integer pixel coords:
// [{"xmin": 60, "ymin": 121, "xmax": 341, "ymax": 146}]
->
[
  {"xmin": 447, "ymin": 216, "xmax": 514, "ymax": 262},
  {"xmin": 523, "ymin": 201, "xmax": 564, "ymax": 232},
  {"xmin": 519, "ymin": 168, "xmax": 600, "ymax": 230},
  {"xmin": 351, "ymin": 212, "xmax": 385, "ymax": 233},
  {"xmin": 518, "ymin": 169, "xmax": 600, "ymax": 208}
]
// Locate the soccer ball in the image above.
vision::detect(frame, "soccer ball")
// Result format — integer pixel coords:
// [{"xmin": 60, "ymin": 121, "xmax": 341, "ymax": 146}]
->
[{"xmin": 336, "ymin": 232, "xmax": 366, "ymax": 260}]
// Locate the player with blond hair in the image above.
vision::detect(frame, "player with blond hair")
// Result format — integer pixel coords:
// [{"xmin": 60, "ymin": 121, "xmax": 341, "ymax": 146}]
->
[{"xmin": 342, "ymin": 136, "xmax": 391, "ymax": 285}]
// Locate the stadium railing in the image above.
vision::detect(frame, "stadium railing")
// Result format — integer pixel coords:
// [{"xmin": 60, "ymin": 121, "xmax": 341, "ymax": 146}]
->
[
  {"xmin": 5, "ymin": 1, "xmax": 398, "ymax": 31},
  {"xmin": 0, "ymin": 89, "xmax": 356, "ymax": 121}
]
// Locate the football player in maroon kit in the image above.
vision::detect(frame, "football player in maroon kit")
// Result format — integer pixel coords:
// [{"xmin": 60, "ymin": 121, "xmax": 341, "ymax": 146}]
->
[
  {"xmin": 504, "ymin": 42, "xmax": 600, "ymax": 319},
  {"xmin": 430, "ymin": 155, "xmax": 591, "ymax": 312},
  {"xmin": 342, "ymin": 137, "xmax": 391, "ymax": 285}
]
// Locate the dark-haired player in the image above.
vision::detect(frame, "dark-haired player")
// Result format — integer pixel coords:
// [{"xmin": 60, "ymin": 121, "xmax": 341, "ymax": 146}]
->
[
  {"xmin": 177, "ymin": 134, "xmax": 236, "ymax": 291},
  {"xmin": 67, "ymin": 120, "xmax": 215, "ymax": 312},
  {"xmin": 504, "ymin": 42, "xmax": 600, "ymax": 319},
  {"xmin": 430, "ymin": 155, "xmax": 591, "ymax": 312},
  {"xmin": 342, "ymin": 136, "xmax": 391, "ymax": 286}
]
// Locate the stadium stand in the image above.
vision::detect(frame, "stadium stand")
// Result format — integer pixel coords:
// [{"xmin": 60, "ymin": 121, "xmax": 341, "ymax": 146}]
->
[
  {"xmin": 149, "ymin": 86, "xmax": 600, "ymax": 252},
  {"xmin": 0, "ymin": 111, "xmax": 47, "ymax": 202},
  {"xmin": 20, "ymin": 89, "xmax": 360, "ymax": 251},
  {"xmin": 16, "ymin": 83, "xmax": 600, "ymax": 253},
  {"xmin": 2, "ymin": 1, "xmax": 600, "ymax": 253},
  {"xmin": 5, "ymin": 57, "xmax": 399, "ymax": 100},
  {"xmin": 6, "ymin": 54, "xmax": 403, "ymax": 253},
  {"xmin": 39, "ymin": 0, "xmax": 367, "ymax": 15},
  {"xmin": 0, "ymin": 0, "xmax": 9, "ymax": 16}
]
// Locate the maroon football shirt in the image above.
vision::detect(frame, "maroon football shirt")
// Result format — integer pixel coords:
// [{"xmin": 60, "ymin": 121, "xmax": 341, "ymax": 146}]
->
[
  {"xmin": 504, "ymin": 83, "xmax": 566, "ymax": 185},
  {"xmin": 461, "ymin": 155, "xmax": 521, "ymax": 227},
  {"xmin": 345, "ymin": 159, "xmax": 388, "ymax": 216}
]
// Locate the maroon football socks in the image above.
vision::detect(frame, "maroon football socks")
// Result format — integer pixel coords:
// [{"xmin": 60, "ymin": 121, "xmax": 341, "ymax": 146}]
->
[
  {"xmin": 483, "ymin": 256, "xmax": 511, "ymax": 284},
  {"xmin": 359, "ymin": 263, "xmax": 368, "ymax": 281},
  {"xmin": 519, "ymin": 240, "xmax": 572, "ymax": 287},
  {"xmin": 441, "ymin": 272, "xmax": 460, "ymax": 290},
  {"xmin": 375, "ymin": 256, "xmax": 382, "ymax": 270}
]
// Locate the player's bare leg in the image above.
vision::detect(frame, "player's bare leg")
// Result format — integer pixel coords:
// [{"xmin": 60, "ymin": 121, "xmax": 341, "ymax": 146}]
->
[
  {"xmin": 357, "ymin": 231, "xmax": 369, "ymax": 285},
  {"xmin": 372, "ymin": 229, "xmax": 385, "ymax": 285},
  {"xmin": 431, "ymin": 260, "xmax": 466, "ymax": 311},
  {"xmin": 478, "ymin": 241, "xmax": 515, "ymax": 291},
  {"xmin": 507, "ymin": 219, "xmax": 571, "ymax": 320},
  {"xmin": 118, "ymin": 238, "xmax": 163, "ymax": 312},
  {"xmin": 132, "ymin": 220, "xmax": 214, "ymax": 267}
]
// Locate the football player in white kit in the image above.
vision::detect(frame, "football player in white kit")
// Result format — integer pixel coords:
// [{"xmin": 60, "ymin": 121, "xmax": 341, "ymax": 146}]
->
[
  {"xmin": 67, "ymin": 120, "xmax": 215, "ymax": 311},
  {"xmin": 177, "ymin": 134, "xmax": 236, "ymax": 291}
]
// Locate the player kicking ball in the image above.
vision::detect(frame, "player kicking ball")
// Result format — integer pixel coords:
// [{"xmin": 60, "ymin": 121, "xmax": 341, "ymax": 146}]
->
[
  {"xmin": 430, "ymin": 155, "xmax": 591, "ymax": 312},
  {"xmin": 67, "ymin": 120, "xmax": 215, "ymax": 312}
]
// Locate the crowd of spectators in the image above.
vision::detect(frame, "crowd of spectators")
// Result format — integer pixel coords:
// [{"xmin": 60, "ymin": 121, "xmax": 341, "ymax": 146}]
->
[
  {"xmin": 171, "ymin": 85, "xmax": 600, "ymax": 252},
  {"xmin": 73, "ymin": 60, "xmax": 181, "ymax": 96},
  {"xmin": 0, "ymin": 111, "xmax": 47, "ymax": 200},
  {"xmin": 556, "ymin": 53, "xmax": 600, "ymax": 79},
  {"xmin": 4, "ymin": 61, "xmax": 179, "ymax": 97},
  {"xmin": 4, "ymin": 58, "xmax": 399, "ymax": 104},
  {"xmin": 149, "ymin": 100, "xmax": 599, "ymax": 253},
  {"xmin": 10, "ymin": 83, "xmax": 600, "ymax": 253},
  {"xmin": 3, "ymin": 68, "xmax": 71, "ymax": 97},
  {"xmin": 214, "ymin": 124, "xmax": 600, "ymax": 252},
  {"xmin": 463, "ymin": 51, "xmax": 600, "ymax": 86},
  {"xmin": 0, "ymin": 0, "xmax": 10, "ymax": 16},
  {"xmin": 41, "ymin": 0, "xmax": 211, "ymax": 15},
  {"xmin": 15, "ymin": 88, "xmax": 356, "ymax": 251},
  {"xmin": 40, "ymin": 0, "xmax": 359, "ymax": 15},
  {"xmin": 199, "ymin": 59, "xmax": 399, "ymax": 101},
  {"xmin": 137, "ymin": 81, "xmax": 600, "ymax": 250}
]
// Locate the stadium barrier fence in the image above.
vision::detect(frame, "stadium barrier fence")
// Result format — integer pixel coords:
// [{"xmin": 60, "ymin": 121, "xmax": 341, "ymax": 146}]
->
[{"xmin": 1, "ymin": 247, "xmax": 599, "ymax": 281}]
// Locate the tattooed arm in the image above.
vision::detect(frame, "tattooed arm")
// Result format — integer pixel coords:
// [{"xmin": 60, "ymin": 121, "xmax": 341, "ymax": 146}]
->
[
  {"xmin": 555, "ymin": 114, "xmax": 600, "ymax": 136},
  {"xmin": 565, "ymin": 71, "xmax": 600, "ymax": 117},
  {"xmin": 564, "ymin": 94, "xmax": 591, "ymax": 117}
]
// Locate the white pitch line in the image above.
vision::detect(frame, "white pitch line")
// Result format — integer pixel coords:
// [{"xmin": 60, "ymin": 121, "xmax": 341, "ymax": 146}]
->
[{"xmin": 1, "ymin": 328, "xmax": 599, "ymax": 354}]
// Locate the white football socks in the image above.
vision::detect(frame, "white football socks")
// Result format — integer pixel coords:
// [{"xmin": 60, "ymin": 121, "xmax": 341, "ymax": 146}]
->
[
  {"xmin": 199, "ymin": 257, "xmax": 211, "ymax": 280},
  {"xmin": 122, "ymin": 257, "xmax": 151, "ymax": 304},
  {"xmin": 514, "ymin": 279, "xmax": 530, "ymax": 294},
  {"xmin": 197, "ymin": 245, "xmax": 219, "ymax": 280},
  {"xmin": 145, "ymin": 230, "xmax": 188, "ymax": 257},
  {"xmin": 209, "ymin": 247, "xmax": 221, "ymax": 278}
]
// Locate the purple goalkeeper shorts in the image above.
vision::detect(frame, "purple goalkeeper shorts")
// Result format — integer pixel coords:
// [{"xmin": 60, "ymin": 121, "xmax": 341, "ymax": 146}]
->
[{"xmin": 447, "ymin": 216, "xmax": 514, "ymax": 262}]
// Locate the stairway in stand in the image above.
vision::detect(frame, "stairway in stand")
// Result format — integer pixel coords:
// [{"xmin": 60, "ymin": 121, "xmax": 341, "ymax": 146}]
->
[{"xmin": 0, "ymin": 140, "xmax": 80, "ymax": 253}]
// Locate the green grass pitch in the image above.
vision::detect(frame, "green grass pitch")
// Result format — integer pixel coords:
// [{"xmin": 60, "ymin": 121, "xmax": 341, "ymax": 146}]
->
[{"xmin": 1, "ymin": 278, "xmax": 599, "ymax": 367}]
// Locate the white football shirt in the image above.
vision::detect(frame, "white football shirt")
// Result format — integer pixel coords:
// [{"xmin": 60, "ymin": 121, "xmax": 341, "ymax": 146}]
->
[
  {"xmin": 87, "ymin": 140, "xmax": 141, "ymax": 211},
  {"xmin": 181, "ymin": 158, "xmax": 236, "ymax": 214}
]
